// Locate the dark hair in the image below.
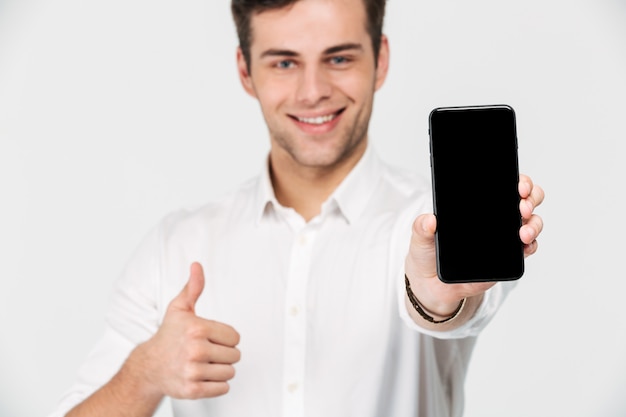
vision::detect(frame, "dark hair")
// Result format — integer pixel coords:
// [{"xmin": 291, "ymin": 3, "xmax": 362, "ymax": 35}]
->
[{"xmin": 231, "ymin": 0, "xmax": 387, "ymax": 70}]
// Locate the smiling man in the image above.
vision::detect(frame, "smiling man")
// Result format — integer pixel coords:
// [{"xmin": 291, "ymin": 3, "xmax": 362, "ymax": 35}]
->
[
  {"xmin": 237, "ymin": 0, "xmax": 386, "ymax": 222},
  {"xmin": 51, "ymin": 1, "xmax": 544, "ymax": 417}
]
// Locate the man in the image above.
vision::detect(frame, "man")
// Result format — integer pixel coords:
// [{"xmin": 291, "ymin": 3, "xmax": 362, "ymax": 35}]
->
[{"xmin": 50, "ymin": 0, "xmax": 544, "ymax": 416}]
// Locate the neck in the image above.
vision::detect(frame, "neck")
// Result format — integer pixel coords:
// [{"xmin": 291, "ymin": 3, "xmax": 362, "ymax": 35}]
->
[{"xmin": 269, "ymin": 142, "xmax": 367, "ymax": 222}]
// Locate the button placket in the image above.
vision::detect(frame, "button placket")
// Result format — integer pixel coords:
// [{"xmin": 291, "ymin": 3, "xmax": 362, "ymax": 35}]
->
[{"xmin": 282, "ymin": 227, "xmax": 316, "ymax": 417}]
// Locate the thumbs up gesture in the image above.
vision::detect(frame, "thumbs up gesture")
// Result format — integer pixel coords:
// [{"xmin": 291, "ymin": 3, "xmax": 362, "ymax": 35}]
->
[{"xmin": 136, "ymin": 262, "xmax": 241, "ymax": 399}]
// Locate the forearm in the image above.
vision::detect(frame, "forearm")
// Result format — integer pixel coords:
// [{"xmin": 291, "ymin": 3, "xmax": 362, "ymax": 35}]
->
[{"xmin": 65, "ymin": 344, "xmax": 163, "ymax": 417}]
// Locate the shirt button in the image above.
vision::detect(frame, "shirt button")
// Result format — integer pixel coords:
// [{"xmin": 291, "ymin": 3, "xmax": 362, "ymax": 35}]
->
[
  {"xmin": 287, "ymin": 382, "xmax": 299, "ymax": 393},
  {"xmin": 298, "ymin": 234, "xmax": 308, "ymax": 246},
  {"xmin": 289, "ymin": 305, "xmax": 300, "ymax": 316}
]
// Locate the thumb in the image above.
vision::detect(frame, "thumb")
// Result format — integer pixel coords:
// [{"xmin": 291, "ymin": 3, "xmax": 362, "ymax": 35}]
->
[
  {"xmin": 412, "ymin": 213, "xmax": 437, "ymax": 247},
  {"xmin": 406, "ymin": 214, "xmax": 438, "ymax": 279},
  {"xmin": 170, "ymin": 262, "xmax": 205, "ymax": 313}
]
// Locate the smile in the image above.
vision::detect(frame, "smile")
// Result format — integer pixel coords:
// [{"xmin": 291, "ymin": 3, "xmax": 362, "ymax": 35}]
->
[{"xmin": 291, "ymin": 109, "xmax": 345, "ymax": 125}]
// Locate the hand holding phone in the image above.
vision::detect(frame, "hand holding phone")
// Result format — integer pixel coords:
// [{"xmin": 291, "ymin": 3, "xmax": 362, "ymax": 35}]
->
[{"xmin": 429, "ymin": 104, "xmax": 524, "ymax": 283}]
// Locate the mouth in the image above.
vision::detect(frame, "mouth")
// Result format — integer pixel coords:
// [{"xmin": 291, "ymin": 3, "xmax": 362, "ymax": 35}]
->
[{"xmin": 289, "ymin": 108, "xmax": 346, "ymax": 126}]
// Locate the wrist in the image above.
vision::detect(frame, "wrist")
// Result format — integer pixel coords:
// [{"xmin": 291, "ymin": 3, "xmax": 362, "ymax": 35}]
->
[{"xmin": 404, "ymin": 274, "xmax": 466, "ymax": 324}]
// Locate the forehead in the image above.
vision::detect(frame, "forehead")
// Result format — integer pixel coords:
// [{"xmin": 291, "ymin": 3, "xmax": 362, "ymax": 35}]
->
[{"xmin": 249, "ymin": 0, "xmax": 369, "ymax": 54}]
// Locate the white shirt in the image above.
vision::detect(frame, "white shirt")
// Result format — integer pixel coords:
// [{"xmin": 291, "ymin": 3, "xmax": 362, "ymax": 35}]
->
[{"xmin": 49, "ymin": 146, "xmax": 514, "ymax": 417}]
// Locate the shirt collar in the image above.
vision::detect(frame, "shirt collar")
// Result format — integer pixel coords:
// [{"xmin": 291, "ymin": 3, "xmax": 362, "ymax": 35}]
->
[
  {"xmin": 254, "ymin": 155, "xmax": 279, "ymax": 225},
  {"xmin": 328, "ymin": 144, "xmax": 382, "ymax": 224},
  {"xmin": 254, "ymin": 145, "xmax": 383, "ymax": 225}
]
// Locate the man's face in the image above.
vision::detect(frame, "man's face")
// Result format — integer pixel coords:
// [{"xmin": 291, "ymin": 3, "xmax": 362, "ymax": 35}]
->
[{"xmin": 237, "ymin": 0, "xmax": 389, "ymax": 173}]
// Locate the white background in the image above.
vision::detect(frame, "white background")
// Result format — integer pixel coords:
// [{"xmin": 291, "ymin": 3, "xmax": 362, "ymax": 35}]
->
[{"xmin": 1, "ymin": 1, "xmax": 625, "ymax": 416}]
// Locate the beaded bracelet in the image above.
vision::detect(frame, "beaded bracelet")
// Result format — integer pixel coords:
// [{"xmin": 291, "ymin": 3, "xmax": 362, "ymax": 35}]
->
[{"xmin": 404, "ymin": 274, "xmax": 466, "ymax": 324}]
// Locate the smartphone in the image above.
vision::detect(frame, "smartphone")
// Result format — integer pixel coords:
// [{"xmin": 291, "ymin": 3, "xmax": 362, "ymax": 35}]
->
[{"xmin": 428, "ymin": 104, "xmax": 524, "ymax": 283}]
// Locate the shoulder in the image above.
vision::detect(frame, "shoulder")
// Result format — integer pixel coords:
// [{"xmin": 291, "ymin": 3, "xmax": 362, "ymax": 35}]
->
[
  {"xmin": 374, "ymin": 156, "xmax": 432, "ymax": 215},
  {"xmin": 374, "ymin": 159, "xmax": 433, "ymax": 248},
  {"xmin": 156, "ymin": 175, "xmax": 261, "ymax": 242},
  {"xmin": 381, "ymin": 161, "xmax": 430, "ymax": 198}
]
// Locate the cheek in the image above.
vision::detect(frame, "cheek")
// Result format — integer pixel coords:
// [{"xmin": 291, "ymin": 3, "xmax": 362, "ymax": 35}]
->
[
  {"xmin": 330, "ymin": 70, "xmax": 376, "ymax": 103},
  {"xmin": 254, "ymin": 75, "xmax": 295, "ymax": 111}
]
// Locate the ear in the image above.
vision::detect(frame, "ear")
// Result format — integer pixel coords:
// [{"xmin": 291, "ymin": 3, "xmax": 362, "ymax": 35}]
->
[
  {"xmin": 374, "ymin": 34, "xmax": 390, "ymax": 91},
  {"xmin": 237, "ymin": 47, "xmax": 257, "ymax": 98}
]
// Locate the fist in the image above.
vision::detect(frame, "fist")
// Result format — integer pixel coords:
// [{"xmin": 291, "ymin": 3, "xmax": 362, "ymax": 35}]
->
[{"xmin": 139, "ymin": 262, "xmax": 241, "ymax": 399}]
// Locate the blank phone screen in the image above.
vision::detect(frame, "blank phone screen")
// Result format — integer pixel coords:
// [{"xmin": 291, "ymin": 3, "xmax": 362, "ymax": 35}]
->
[{"xmin": 429, "ymin": 105, "xmax": 524, "ymax": 283}]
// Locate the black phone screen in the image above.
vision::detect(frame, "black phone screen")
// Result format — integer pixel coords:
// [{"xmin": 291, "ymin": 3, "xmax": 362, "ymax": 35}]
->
[{"xmin": 429, "ymin": 105, "xmax": 524, "ymax": 283}]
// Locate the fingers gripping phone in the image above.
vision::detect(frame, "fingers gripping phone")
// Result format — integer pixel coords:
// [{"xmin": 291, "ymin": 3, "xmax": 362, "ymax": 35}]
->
[{"xmin": 428, "ymin": 104, "xmax": 524, "ymax": 283}]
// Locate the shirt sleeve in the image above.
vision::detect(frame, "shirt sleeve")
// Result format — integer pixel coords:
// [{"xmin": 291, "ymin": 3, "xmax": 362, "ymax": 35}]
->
[
  {"xmin": 46, "ymin": 220, "xmax": 165, "ymax": 417},
  {"xmin": 397, "ymin": 277, "xmax": 517, "ymax": 339}
]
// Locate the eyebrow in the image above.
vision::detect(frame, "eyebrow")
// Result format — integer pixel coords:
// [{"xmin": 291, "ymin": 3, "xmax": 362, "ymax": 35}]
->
[
  {"xmin": 323, "ymin": 43, "xmax": 363, "ymax": 55},
  {"xmin": 259, "ymin": 43, "xmax": 364, "ymax": 59},
  {"xmin": 260, "ymin": 49, "xmax": 299, "ymax": 59}
]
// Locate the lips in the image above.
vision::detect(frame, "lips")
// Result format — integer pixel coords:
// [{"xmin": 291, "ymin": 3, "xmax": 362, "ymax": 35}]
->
[{"xmin": 289, "ymin": 108, "xmax": 345, "ymax": 126}]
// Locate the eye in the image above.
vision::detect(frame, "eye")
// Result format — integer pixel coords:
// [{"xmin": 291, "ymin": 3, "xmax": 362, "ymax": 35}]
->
[
  {"xmin": 275, "ymin": 60, "xmax": 296, "ymax": 69},
  {"xmin": 329, "ymin": 56, "xmax": 349, "ymax": 65}
]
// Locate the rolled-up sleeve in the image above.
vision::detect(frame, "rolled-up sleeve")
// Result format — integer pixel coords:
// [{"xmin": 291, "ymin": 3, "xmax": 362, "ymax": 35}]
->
[
  {"xmin": 47, "ymin": 220, "xmax": 164, "ymax": 417},
  {"xmin": 397, "ymin": 277, "xmax": 517, "ymax": 339}
]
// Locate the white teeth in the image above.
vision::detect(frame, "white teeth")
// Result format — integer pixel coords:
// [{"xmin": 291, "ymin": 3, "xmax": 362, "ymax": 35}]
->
[{"xmin": 297, "ymin": 114, "xmax": 336, "ymax": 125}]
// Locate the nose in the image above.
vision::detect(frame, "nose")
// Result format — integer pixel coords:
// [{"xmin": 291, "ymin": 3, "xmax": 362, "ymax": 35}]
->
[{"xmin": 295, "ymin": 65, "xmax": 332, "ymax": 106}]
